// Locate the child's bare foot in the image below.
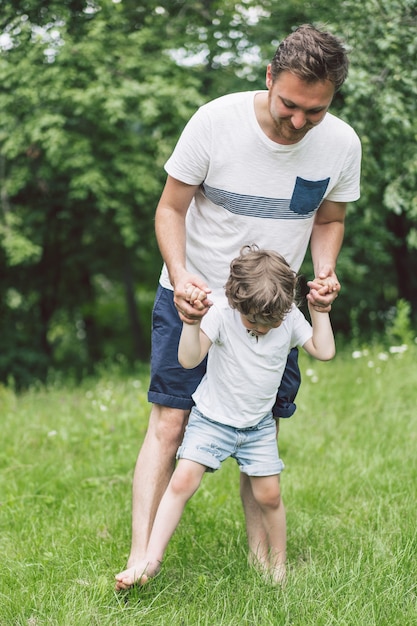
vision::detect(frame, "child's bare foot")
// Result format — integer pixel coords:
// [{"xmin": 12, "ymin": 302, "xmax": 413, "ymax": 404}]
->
[{"xmin": 115, "ymin": 559, "xmax": 161, "ymax": 591}]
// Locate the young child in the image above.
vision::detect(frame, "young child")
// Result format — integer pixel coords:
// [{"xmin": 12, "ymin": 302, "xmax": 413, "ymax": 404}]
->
[{"xmin": 118, "ymin": 245, "xmax": 335, "ymax": 586}]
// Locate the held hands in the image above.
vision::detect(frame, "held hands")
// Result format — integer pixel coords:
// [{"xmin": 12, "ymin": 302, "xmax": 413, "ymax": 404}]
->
[
  {"xmin": 306, "ymin": 265, "xmax": 340, "ymax": 312},
  {"xmin": 173, "ymin": 274, "xmax": 212, "ymax": 324},
  {"xmin": 185, "ymin": 283, "xmax": 210, "ymax": 306}
]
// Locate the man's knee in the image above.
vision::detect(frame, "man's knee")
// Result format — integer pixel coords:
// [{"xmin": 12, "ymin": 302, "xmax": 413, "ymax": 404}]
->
[{"xmin": 150, "ymin": 404, "xmax": 189, "ymax": 448}]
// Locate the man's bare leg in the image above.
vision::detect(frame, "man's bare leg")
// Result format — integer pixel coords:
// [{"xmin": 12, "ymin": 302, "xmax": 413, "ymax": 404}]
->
[{"xmin": 115, "ymin": 403, "xmax": 188, "ymax": 590}]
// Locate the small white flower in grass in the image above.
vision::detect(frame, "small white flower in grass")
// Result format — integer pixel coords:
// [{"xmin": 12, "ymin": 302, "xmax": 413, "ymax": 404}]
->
[
  {"xmin": 367, "ymin": 361, "xmax": 374, "ymax": 368},
  {"xmin": 305, "ymin": 368, "xmax": 319, "ymax": 383},
  {"xmin": 353, "ymin": 348, "xmax": 370, "ymax": 359},
  {"xmin": 378, "ymin": 352, "xmax": 388, "ymax": 361},
  {"xmin": 47, "ymin": 430, "xmax": 57, "ymax": 437},
  {"xmin": 389, "ymin": 344, "xmax": 408, "ymax": 354},
  {"xmin": 100, "ymin": 404, "xmax": 108, "ymax": 412},
  {"xmin": 132, "ymin": 380, "xmax": 141, "ymax": 389}
]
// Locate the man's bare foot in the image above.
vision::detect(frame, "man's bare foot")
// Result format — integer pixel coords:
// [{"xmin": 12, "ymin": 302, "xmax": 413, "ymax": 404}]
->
[
  {"xmin": 248, "ymin": 550, "xmax": 269, "ymax": 576},
  {"xmin": 268, "ymin": 562, "xmax": 287, "ymax": 587},
  {"xmin": 249, "ymin": 553, "xmax": 287, "ymax": 586},
  {"xmin": 115, "ymin": 559, "xmax": 161, "ymax": 591}
]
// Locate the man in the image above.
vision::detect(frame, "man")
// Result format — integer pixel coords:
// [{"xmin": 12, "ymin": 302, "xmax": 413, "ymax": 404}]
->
[{"xmin": 116, "ymin": 24, "xmax": 361, "ymax": 589}]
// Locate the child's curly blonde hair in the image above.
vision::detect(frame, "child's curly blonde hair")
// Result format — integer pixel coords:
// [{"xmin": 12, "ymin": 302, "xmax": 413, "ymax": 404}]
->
[{"xmin": 225, "ymin": 245, "xmax": 298, "ymax": 324}]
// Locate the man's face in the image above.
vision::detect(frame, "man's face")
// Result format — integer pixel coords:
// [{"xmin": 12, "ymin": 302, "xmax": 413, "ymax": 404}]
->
[{"xmin": 266, "ymin": 68, "xmax": 335, "ymax": 144}]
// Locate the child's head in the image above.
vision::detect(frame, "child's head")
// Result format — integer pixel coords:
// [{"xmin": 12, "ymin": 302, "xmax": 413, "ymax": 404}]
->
[{"xmin": 225, "ymin": 245, "xmax": 297, "ymax": 330}]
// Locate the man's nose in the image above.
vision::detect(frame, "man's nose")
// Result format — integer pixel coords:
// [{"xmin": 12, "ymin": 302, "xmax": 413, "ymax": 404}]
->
[{"xmin": 291, "ymin": 110, "xmax": 306, "ymax": 129}]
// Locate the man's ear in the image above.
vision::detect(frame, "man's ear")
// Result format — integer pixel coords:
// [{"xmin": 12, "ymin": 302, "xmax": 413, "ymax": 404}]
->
[{"xmin": 265, "ymin": 64, "xmax": 273, "ymax": 89}]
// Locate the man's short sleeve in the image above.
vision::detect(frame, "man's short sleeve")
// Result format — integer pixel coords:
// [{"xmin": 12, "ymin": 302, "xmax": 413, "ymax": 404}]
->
[{"xmin": 165, "ymin": 106, "xmax": 211, "ymax": 185}]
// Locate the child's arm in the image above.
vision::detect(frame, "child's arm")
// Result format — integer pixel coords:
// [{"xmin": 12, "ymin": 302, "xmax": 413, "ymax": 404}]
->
[
  {"xmin": 178, "ymin": 320, "xmax": 212, "ymax": 369},
  {"xmin": 302, "ymin": 302, "xmax": 336, "ymax": 361}
]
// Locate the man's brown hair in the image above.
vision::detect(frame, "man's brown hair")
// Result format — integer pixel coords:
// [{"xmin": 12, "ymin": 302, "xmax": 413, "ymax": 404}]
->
[{"xmin": 270, "ymin": 24, "xmax": 349, "ymax": 91}]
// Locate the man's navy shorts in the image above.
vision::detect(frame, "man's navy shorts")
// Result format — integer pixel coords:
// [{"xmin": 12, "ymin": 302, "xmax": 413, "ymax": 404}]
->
[{"xmin": 147, "ymin": 284, "xmax": 301, "ymax": 417}]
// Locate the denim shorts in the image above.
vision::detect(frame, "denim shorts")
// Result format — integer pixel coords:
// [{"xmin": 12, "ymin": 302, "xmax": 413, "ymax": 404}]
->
[
  {"xmin": 147, "ymin": 285, "xmax": 301, "ymax": 416},
  {"xmin": 148, "ymin": 284, "xmax": 207, "ymax": 409},
  {"xmin": 177, "ymin": 407, "xmax": 285, "ymax": 477}
]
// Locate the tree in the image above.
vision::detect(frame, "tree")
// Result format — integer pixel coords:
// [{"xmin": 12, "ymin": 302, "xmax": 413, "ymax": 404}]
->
[
  {"xmin": 0, "ymin": 1, "xmax": 205, "ymax": 383},
  {"xmin": 1, "ymin": 0, "xmax": 416, "ymax": 385},
  {"xmin": 0, "ymin": 0, "xmax": 281, "ymax": 384},
  {"xmin": 343, "ymin": 0, "xmax": 417, "ymax": 318}
]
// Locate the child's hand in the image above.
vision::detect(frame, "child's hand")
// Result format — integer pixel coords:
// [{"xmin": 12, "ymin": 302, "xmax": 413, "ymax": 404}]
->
[
  {"xmin": 173, "ymin": 273, "xmax": 212, "ymax": 324},
  {"xmin": 317, "ymin": 275, "xmax": 340, "ymax": 293},
  {"xmin": 184, "ymin": 283, "xmax": 210, "ymax": 307},
  {"xmin": 307, "ymin": 267, "xmax": 340, "ymax": 312}
]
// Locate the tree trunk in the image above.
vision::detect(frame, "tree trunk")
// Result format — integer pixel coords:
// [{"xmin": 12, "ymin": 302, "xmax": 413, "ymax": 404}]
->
[
  {"xmin": 123, "ymin": 256, "xmax": 148, "ymax": 359},
  {"xmin": 387, "ymin": 212, "xmax": 417, "ymax": 316}
]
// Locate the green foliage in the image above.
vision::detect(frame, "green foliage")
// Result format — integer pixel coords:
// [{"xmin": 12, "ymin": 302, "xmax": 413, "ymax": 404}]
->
[
  {"xmin": 1, "ymin": 0, "xmax": 416, "ymax": 383},
  {"xmin": 386, "ymin": 298, "xmax": 415, "ymax": 347},
  {"xmin": 0, "ymin": 0, "xmax": 204, "ymax": 383},
  {"xmin": 339, "ymin": 0, "xmax": 417, "ymax": 316},
  {"xmin": 0, "ymin": 212, "xmax": 42, "ymax": 265}
]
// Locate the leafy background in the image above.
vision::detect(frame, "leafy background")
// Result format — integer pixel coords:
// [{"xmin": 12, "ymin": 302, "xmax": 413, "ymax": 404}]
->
[{"xmin": 1, "ymin": 0, "xmax": 416, "ymax": 385}]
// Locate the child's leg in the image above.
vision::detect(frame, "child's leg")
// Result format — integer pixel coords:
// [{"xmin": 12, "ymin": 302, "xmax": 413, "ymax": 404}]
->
[
  {"xmin": 147, "ymin": 459, "xmax": 206, "ymax": 563},
  {"xmin": 240, "ymin": 474, "xmax": 269, "ymax": 570},
  {"xmin": 116, "ymin": 459, "xmax": 206, "ymax": 587},
  {"xmin": 249, "ymin": 474, "xmax": 286, "ymax": 584}
]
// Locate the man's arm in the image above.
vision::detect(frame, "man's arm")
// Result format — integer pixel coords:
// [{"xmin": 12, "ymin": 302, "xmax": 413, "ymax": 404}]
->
[
  {"xmin": 307, "ymin": 199, "xmax": 346, "ymax": 311},
  {"xmin": 155, "ymin": 175, "xmax": 212, "ymax": 323}
]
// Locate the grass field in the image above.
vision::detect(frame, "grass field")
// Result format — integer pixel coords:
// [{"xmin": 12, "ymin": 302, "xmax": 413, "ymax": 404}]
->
[{"xmin": 1, "ymin": 345, "xmax": 416, "ymax": 625}]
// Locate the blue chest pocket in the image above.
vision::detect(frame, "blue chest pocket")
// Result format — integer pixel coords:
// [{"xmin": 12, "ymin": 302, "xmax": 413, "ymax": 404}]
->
[{"xmin": 289, "ymin": 176, "xmax": 330, "ymax": 215}]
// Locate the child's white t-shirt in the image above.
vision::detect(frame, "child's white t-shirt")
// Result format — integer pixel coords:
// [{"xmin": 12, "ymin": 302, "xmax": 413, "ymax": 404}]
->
[{"xmin": 192, "ymin": 302, "xmax": 313, "ymax": 428}]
